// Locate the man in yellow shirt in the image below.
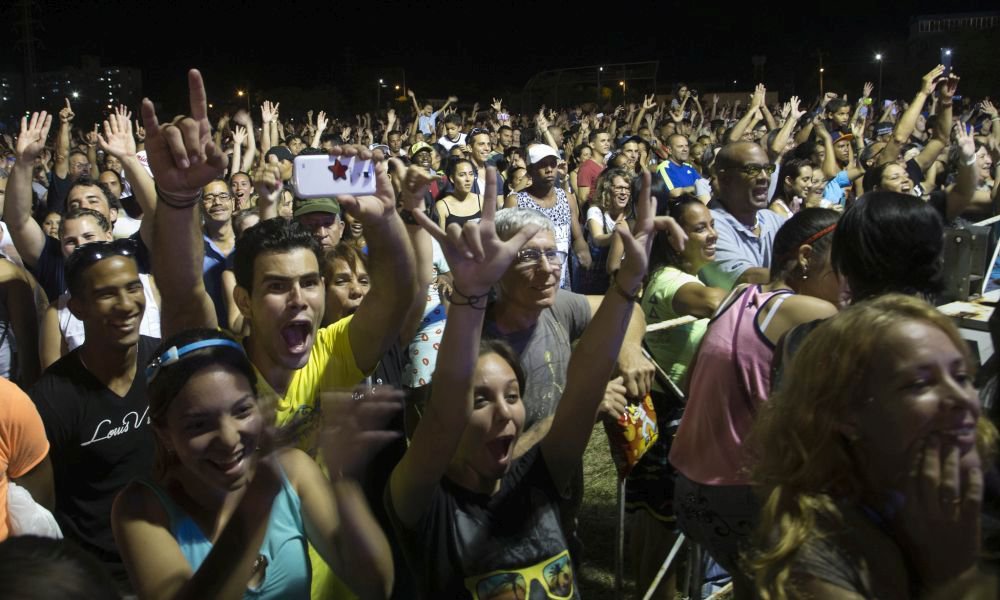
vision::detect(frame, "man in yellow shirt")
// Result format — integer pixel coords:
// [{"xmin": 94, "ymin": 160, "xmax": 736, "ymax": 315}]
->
[{"xmin": 142, "ymin": 69, "xmax": 417, "ymax": 599}]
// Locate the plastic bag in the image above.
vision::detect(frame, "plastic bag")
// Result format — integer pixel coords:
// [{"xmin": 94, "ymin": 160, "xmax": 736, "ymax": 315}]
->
[
  {"xmin": 603, "ymin": 393, "xmax": 659, "ymax": 480},
  {"xmin": 7, "ymin": 481, "xmax": 62, "ymax": 538}
]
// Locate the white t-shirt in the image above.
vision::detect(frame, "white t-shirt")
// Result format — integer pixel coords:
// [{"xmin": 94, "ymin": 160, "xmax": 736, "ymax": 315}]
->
[{"xmin": 436, "ymin": 133, "xmax": 467, "ymax": 152}]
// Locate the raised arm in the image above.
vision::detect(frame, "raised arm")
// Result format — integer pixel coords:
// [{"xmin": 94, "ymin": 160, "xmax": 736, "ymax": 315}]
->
[
  {"xmin": 0, "ymin": 260, "xmax": 39, "ymax": 385},
  {"xmin": 54, "ymin": 99, "xmax": 73, "ymax": 180},
  {"xmin": 3, "ymin": 113, "xmax": 52, "ymax": 268},
  {"xmin": 407, "ymin": 88, "xmax": 421, "ymax": 114},
  {"xmin": 944, "ymin": 122, "xmax": 985, "ymax": 220},
  {"xmin": 311, "ymin": 111, "xmax": 328, "ymax": 150},
  {"xmin": 388, "ymin": 167, "xmax": 540, "ymax": 528},
  {"xmin": 98, "ymin": 106, "xmax": 158, "ymax": 251},
  {"xmin": 879, "ymin": 65, "xmax": 943, "ymax": 166},
  {"xmin": 229, "ymin": 126, "xmax": 245, "ymax": 175},
  {"xmin": 143, "ymin": 69, "xmax": 228, "ymax": 338},
  {"xmin": 727, "ymin": 84, "xmax": 765, "ymax": 143},
  {"xmin": 260, "ymin": 101, "xmax": 275, "ymax": 154},
  {"xmin": 769, "ymin": 97, "xmax": 805, "ymax": 160},
  {"xmin": 335, "ymin": 147, "xmax": 418, "ymax": 374},
  {"xmin": 541, "ymin": 171, "xmax": 653, "ymax": 491}
]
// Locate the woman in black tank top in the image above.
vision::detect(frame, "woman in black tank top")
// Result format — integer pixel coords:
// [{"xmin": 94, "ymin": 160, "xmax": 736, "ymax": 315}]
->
[{"xmin": 435, "ymin": 158, "xmax": 483, "ymax": 229}]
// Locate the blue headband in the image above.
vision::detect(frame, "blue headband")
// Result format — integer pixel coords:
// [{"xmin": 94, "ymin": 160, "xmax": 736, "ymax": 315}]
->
[{"xmin": 145, "ymin": 339, "xmax": 245, "ymax": 382}]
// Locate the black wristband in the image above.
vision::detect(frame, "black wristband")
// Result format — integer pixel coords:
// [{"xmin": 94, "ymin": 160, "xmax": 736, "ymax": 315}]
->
[{"xmin": 448, "ymin": 282, "xmax": 489, "ymax": 310}]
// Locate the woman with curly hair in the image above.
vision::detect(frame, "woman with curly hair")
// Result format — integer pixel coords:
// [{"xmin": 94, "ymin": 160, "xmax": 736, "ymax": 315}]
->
[{"xmin": 749, "ymin": 294, "xmax": 997, "ymax": 599}]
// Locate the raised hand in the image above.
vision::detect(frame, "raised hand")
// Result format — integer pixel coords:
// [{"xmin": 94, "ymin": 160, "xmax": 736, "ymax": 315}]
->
[
  {"xmin": 921, "ymin": 64, "xmax": 946, "ymax": 95},
  {"xmin": 59, "ymin": 98, "xmax": 75, "ymax": 124},
  {"xmin": 141, "ymin": 69, "xmax": 226, "ymax": 198},
  {"xmin": 862, "ymin": 81, "xmax": 874, "ymax": 99},
  {"xmin": 316, "ymin": 110, "xmax": 328, "ymax": 133},
  {"xmin": 341, "ymin": 126, "xmax": 352, "ymax": 141},
  {"xmin": 980, "ymin": 100, "xmax": 998, "ymax": 118},
  {"xmin": 330, "ymin": 145, "xmax": 395, "ymax": 223},
  {"xmin": 97, "ymin": 110, "xmax": 137, "ymax": 158},
  {"xmin": 939, "ymin": 74, "xmax": 960, "ymax": 102},
  {"xmin": 407, "ymin": 89, "xmax": 416, "ymax": 99},
  {"xmin": 535, "ymin": 109, "xmax": 550, "ymax": 131},
  {"xmin": 134, "ymin": 120, "xmax": 146, "ymax": 142},
  {"xmin": 955, "ymin": 121, "xmax": 976, "ymax": 163},
  {"xmin": 750, "ymin": 84, "xmax": 766, "ymax": 109},
  {"xmin": 788, "ymin": 96, "xmax": 805, "ymax": 121},
  {"xmin": 261, "ymin": 101, "xmax": 276, "ymax": 124},
  {"xmin": 84, "ymin": 124, "xmax": 99, "ymax": 147},
  {"xmin": 813, "ymin": 115, "xmax": 832, "ymax": 140},
  {"xmin": 642, "ymin": 94, "xmax": 656, "ymax": 111},
  {"xmin": 491, "ymin": 97, "xmax": 503, "ymax": 112},
  {"xmin": 411, "ymin": 165, "xmax": 540, "ymax": 297},
  {"xmin": 16, "ymin": 111, "xmax": 53, "ymax": 161},
  {"xmin": 231, "ymin": 125, "xmax": 247, "ymax": 148},
  {"xmin": 318, "ymin": 386, "xmax": 403, "ymax": 478},
  {"xmin": 390, "ymin": 159, "xmax": 434, "ymax": 213},
  {"xmin": 447, "ymin": 95, "xmax": 458, "ymax": 103},
  {"xmin": 253, "ymin": 155, "xmax": 284, "ymax": 206}
]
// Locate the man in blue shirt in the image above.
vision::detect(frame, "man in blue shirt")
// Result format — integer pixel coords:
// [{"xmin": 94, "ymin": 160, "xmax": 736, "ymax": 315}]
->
[
  {"xmin": 655, "ymin": 134, "xmax": 710, "ymax": 203},
  {"xmin": 701, "ymin": 142, "xmax": 786, "ymax": 289}
]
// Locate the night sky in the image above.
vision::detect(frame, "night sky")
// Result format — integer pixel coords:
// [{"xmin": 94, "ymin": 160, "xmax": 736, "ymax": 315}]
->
[{"xmin": 3, "ymin": 2, "xmax": 998, "ymax": 115}]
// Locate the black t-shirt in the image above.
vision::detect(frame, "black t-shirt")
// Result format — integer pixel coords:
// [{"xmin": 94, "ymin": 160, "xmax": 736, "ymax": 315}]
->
[
  {"xmin": 47, "ymin": 173, "xmax": 73, "ymax": 215},
  {"xmin": 28, "ymin": 335, "xmax": 159, "ymax": 585},
  {"xmin": 387, "ymin": 447, "xmax": 578, "ymax": 599},
  {"xmin": 33, "ymin": 231, "xmax": 152, "ymax": 301}
]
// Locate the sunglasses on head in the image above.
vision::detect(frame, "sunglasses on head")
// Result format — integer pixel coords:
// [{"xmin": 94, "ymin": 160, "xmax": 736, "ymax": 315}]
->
[{"xmin": 64, "ymin": 238, "xmax": 139, "ymax": 282}]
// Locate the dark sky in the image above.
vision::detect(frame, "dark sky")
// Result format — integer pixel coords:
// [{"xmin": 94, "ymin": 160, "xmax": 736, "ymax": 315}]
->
[{"xmin": 4, "ymin": 2, "xmax": 998, "ymax": 113}]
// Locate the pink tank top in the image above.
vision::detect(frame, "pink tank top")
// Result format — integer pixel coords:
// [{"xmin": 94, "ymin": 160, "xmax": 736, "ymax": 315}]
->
[{"xmin": 669, "ymin": 284, "xmax": 792, "ymax": 486}]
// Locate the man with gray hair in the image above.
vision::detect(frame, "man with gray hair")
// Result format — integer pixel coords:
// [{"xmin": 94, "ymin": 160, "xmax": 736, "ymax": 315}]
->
[{"xmin": 485, "ymin": 205, "xmax": 654, "ymax": 562}]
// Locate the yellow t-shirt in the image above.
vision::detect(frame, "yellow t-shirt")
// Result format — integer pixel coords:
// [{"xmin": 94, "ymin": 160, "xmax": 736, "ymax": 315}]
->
[
  {"xmin": 254, "ymin": 315, "xmax": 365, "ymax": 457},
  {"xmin": 252, "ymin": 316, "xmax": 365, "ymax": 600}
]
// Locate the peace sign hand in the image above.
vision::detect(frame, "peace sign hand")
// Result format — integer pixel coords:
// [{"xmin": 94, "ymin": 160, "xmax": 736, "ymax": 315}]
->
[
  {"xmin": 141, "ymin": 69, "xmax": 226, "ymax": 199},
  {"xmin": 410, "ymin": 165, "xmax": 539, "ymax": 297}
]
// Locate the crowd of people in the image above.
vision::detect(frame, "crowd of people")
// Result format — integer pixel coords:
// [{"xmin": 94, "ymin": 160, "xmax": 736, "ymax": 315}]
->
[{"xmin": 0, "ymin": 61, "xmax": 996, "ymax": 600}]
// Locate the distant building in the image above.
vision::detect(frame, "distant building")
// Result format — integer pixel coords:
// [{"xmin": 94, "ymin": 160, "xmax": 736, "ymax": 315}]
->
[{"xmin": 1, "ymin": 56, "xmax": 142, "ymax": 125}]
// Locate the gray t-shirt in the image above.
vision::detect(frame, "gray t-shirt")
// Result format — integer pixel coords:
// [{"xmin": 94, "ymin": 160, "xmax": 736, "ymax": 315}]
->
[{"xmin": 483, "ymin": 292, "xmax": 591, "ymax": 429}]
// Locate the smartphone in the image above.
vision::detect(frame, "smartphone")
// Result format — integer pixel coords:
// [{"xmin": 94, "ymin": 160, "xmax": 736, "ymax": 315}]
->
[
  {"xmin": 292, "ymin": 154, "xmax": 376, "ymax": 198},
  {"xmin": 941, "ymin": 48, "xmax": 953, "ymax": 76}
]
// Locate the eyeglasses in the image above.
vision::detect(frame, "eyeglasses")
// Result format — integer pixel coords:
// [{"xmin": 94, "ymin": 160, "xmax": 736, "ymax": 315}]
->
[
  {"xmin": 516, "ymin": 248, "xmax": 568, "ymax": 267},
  {"xmin": 203, "ymin": 193, "xmax": 232, "ymax": 204},
  {"xmin": 612, "ymin": 185, "xmax": 631, "ymax": 194},
  {"xmin": 722, "ymin": 163, "xmax": 777, "ymax": 178},
  {"xmin": 64, "ymin": 238, "xmax": 138, "ymax": 282},
  {"xmin": 145, "ymin": 338, "xmax": 246, "ymax": 384},
  {"xmin": 471, "ymin": 550, "xmax": 574, "ymax": 600}
]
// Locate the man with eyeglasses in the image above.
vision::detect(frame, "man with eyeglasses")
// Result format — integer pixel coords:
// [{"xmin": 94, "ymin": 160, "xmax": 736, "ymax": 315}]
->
[
  {"xmin": 702, "ymin": 142, "xmax": 787, "ymax": 290},
  {"xmin": 29, "ymin": 239, "xmax": 157, "ymax": 594},
  {"xmin": 484, "ymin": 206, "xmax": 654, "ymax": 563},
  {"xmin": 201, "ymin": 179, "xmax": 237, "ymax": 326}
]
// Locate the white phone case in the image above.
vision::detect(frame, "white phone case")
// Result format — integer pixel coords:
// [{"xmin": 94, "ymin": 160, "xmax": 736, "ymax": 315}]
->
[{"xmin": 291, "ymin": 154, "xmax": 377, "ymax": 198}]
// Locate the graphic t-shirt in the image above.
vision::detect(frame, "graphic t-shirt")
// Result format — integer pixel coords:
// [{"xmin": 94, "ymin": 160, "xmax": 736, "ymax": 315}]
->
[
  {"xmin": 387, "ymin": 447, "xmax": 578, "ymax": 599},
  {"xmin": 29, "ymin": 335, "xmax": 158, "ymax": 584}
]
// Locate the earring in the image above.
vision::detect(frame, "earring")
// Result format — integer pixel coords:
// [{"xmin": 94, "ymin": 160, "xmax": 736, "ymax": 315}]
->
[{"xmin": 801, "ymin": 269, "xmax": 808, "ymax": 280}]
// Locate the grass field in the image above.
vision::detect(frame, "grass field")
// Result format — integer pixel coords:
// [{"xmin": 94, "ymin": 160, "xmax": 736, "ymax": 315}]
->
[{"xmin": 578, "ymin": 423, "xmax": 636, "ymax": 598}]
